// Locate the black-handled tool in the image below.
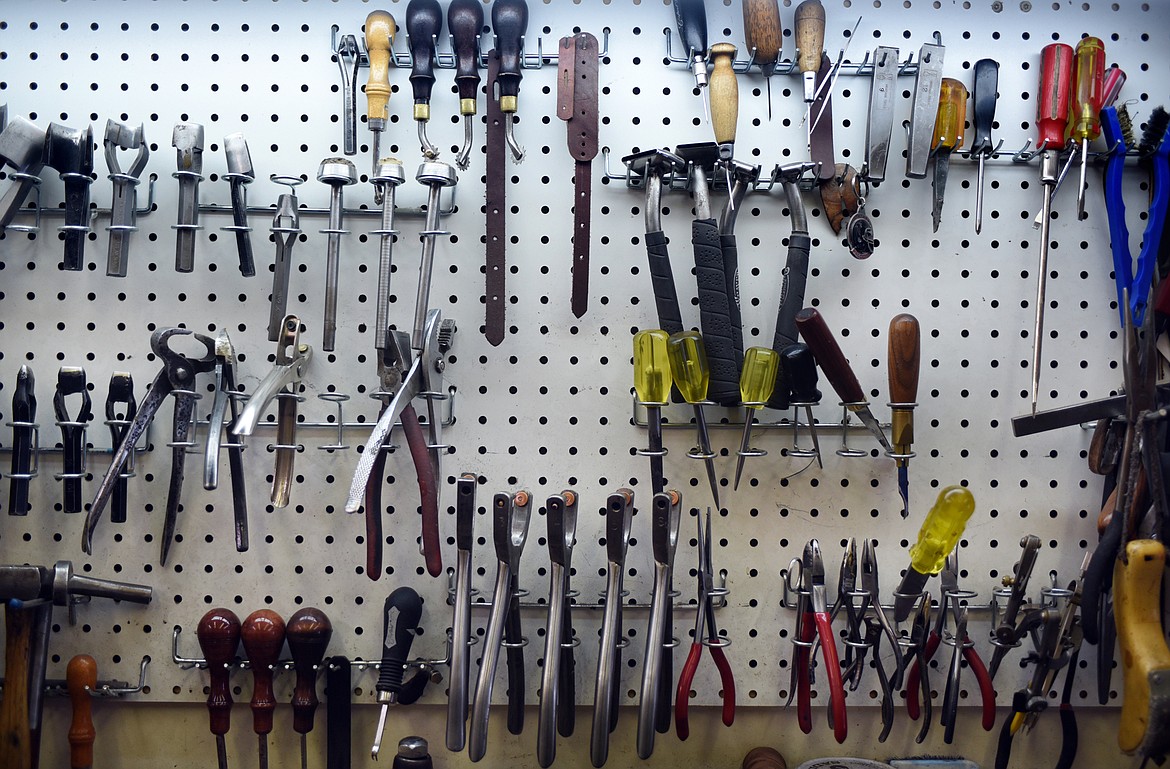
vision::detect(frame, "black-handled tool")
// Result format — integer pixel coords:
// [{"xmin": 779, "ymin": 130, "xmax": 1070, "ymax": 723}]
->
[
  {"xmin": 326, "ymin": 656, "xmax": 351, "ymax": 769},
  {"xmin": 54, "ymin": 367, "xmax": 92, "ymax": 515},
  {"xmin": 624, "ymin": 149, "xmax": 687, "ymax": 336},
  {"xmin": 371, "ymin": 587, "xmax": 423, "ymax": 760},
  {"xmin": 407, "ymin": 0, "xmax": 443, "ymax": 158},
  {"xmin": 449, "ymin": 0, "xmax": 484, "ymax": 170},
  {"xmin": 970, "ymin": 58, "xmax": 999, "ymax": 234},
  {"xmin": 8, "ymin": 365, "xmax": 36, "ymax": 517},
  {"xmin": 673, "ymin": 0, "xmax": 710, "ymax": 124},
  {"xmin": 44, "ymin": 123, "xmax": 94, "ymax": 271},
  {"xmin": 492, "ymin": 0, "xmax": 528, "ymax": 161}
]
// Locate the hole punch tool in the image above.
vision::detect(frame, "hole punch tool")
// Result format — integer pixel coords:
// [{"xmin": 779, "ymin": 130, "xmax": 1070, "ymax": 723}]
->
[
  {"xmin": 591, "ymin": 488, "xmax": 634, "ymax": 768},
  {"xmin": 103, "ymin": 373, "xmax": 136, "ymax": 525},
  {"xmin": 53, "ymin": 367, "xmax": 92, "ymax": 515},
  {"xmin": 44, "ymin": 122, "xmax": 94, "ymax": 271},
  {"xmin": 675, "ymin": 509, "xmax": 735, "ymax": 741},
  {"xmin": 538, "ymin": 489, "xmax": 579, "ymax": 768},
  {"xmin": 201, "ymin": 331, "xmax": 248, "ymax": 551},
  {"xmin": 233, "ymin": 315, "xmax": 313, "ymax": 509},
  {"xmin": 103, "ymin": 120, "xmax": 150, "ymax": 277},
  {"xmin": 637, "ymin": 490, "xmax": 681, "ymax": 760},
  {"xmin": 172, "ymin": 122, "xmax": 205, "ymax": 273},
  {"xmin": 468, "ymin": 490, "xmax": 530, "ymax": 762},
  {"xmin": 83, "ymin": 327, "xmax": 219, "ymax": 565},
  {"xmin": 449, "ymin": 0, "xmax": 484, "ymax": 171},
  {"xmin": 266, "ymin": 176, "xmax": 302, "ymax": 343}
]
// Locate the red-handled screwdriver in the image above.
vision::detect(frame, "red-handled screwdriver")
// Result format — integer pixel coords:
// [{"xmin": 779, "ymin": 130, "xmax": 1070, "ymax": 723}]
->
[
  {"xmin": 241, "ymin": 610, "xmax": 287, "ymax": 769},
  {"xmin": 197, "ymin": 608, "xmax": 242, "ymax": 769}
]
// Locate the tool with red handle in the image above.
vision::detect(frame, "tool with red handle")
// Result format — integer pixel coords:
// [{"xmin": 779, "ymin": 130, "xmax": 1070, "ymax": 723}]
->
[
  {"xmin": 242, "ymin": 610, "xmax": 287, "ymax": 769},
  {"xmin": 66, "ymin": 655, "xmax": 97, "ymax": 769},
  {"xmin": 287, "ymin": 608, "xmax": 333, "ymax": 769},
  {"xmin": 197, "ymin": 608, "xmax": 242, "ymax": 769}
]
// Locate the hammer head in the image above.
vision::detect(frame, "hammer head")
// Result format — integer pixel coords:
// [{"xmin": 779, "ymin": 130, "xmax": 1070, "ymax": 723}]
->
[
  {"xmin": 172, "ymin": 122, "xmax": 205, "ymax": 173},
  {"xmin": 223, "ymin": 132, "xmax": 254, "ymax": 180}
]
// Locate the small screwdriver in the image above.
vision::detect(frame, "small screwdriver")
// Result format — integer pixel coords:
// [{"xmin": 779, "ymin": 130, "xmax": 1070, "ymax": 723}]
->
[
  {"xmin": 287, "ymin": 608, "xmax": 333, "ymax": 769},
  {"xmin": 372, "ymin": 587, "xmax": 423, "ymax": 760},
  {"xmin": 794, "ymin": 0, "xmax": 826, "ymax": 157},
  {"xmin": 970, "ymin": 59, "xmax": 1000, "ymax": 235},
  {"xmin": 784, "ymin": 344, "xmax": 823, "ymax": 468},
  {"xmin": 743, "ymin": 0, "xmax": 783, "ymax": 120},
  {"xmin": 1071, "ymin": 36, "xmax": 1106, "ymax": 221},
  {"xmin": 634, "ymin": 329, "xmax": 673, "ymax": 496},
  {"xmin": 892, "ymin": 485, "xmax": 976, "ymax": 622},
  {"xmin": 242, "ymin": 610, "xmax": 286, "ymax": 769},
  {"xmin": 667, "ymin": 330, "xmax": 720, "ymax": 508},
  {"xmin": 733, "ymin": 346, "xmax": 780, "ymax": 490},
  {"xmin": 930, "ymin": 78, "xmax": 968, "ymax": 233}
]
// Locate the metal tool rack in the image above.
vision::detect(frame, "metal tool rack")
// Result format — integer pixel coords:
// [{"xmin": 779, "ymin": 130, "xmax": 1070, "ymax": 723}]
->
[{"xmin": 0, "ymin": 1, "xmax": 1166, "ymax": 767}]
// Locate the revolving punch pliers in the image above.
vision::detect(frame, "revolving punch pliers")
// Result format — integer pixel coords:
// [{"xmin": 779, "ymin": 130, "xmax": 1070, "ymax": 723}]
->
[{"xmin": 200, "ymin": 329, "xmax": 249, "ymax": 552}]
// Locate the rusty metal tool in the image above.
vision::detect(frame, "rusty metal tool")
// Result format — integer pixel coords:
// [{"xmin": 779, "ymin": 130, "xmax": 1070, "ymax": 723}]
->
[{"xmin": 223, "ymin": 133, "xmax": 256, "ymax": 277}]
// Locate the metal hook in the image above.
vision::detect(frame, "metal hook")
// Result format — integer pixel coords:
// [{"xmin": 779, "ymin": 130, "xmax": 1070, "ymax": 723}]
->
[{"xmin": 88, "ymin": 656, "xmax": 151, "ymax": 697}]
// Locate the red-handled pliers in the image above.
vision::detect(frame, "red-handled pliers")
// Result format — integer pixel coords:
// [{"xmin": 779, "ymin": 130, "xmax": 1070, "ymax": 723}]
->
[
  {"xmin": 783, "ymin": 556, "xmax": 815, "ymax": 734},
  {"xmin": 804, "ymin": 539, "xmax": 848, "ymax": 744},
  {"xmin": 675, "ymin": 509, "xmax": 735, "ymax": 740}
]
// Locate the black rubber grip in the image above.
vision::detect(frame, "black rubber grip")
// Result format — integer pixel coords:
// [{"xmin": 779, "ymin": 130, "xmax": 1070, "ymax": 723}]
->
[
  {"xmin": 448, "ymin": 0, "xmax": 483, "ymax": 102},
  {"xmin": 673, "ymin": 0, "xmax": 708, "ymax": 57},
  {"xmin": 504, "ymin": 581, "xmax": 525, "ymax": 735},
  {"xmin": 407, "ymin": 0, "xmax": 442, "ymax": 104},
  {"xmin": 772, "ymin": 233, "xmax": 812, "ymax": 351},
  {"xmin": 970, "ymin": 59, "xmax": 1000, "ymax": 153},
  {"xmin": 1080, "ymin": 510, "xmax": 1121, "ymax": 646},
  {"xmin": 325, "ymin": 655, "xmax": 351, "ymax": 769},
  {"xmin": 692, "ymin": 218, "xmax": 739, "ymax": 406},
  {"xmin": 645, "ymin": 229, "xmax": 684, "ymax": 335},
  {"xmin": 492, "ymin": 0, "xmax": 527, "ymax": 98},
  {"xmin": 377, "ymin": 588, "xmax": 422, "ymax": 694},
  {"xmin": 719, "ymin": 233, "xmax": 745, "ymax": 371}
]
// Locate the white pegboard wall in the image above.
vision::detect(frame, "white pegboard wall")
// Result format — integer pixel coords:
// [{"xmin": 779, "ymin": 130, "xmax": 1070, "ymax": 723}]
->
[{"xmin": 0, "ymin": 0, "xmax": 1167, "ymax": 762}]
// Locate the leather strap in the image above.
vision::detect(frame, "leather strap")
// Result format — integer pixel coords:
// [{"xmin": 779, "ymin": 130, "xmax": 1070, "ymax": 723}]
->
[
  {"xmin": 810, "ymin": 53, "xmax": 836, "ymax": 182},
  {"xmin": 485, "ymin": 50, "xmax": 507, "ymax": 346},
  {"xmin": 559, "ymin": 33, "xmax": 599, "ymax": 319}
]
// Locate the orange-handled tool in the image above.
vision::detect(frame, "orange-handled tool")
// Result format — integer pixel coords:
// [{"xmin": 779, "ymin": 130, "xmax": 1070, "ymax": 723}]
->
[
  {"xmin": 67, "ymin": 655, "xmax": 97, "ymax": 769},
  {"xmin": 1071, "ymin": 36, "xmax": 1105, "ymax": 220}
]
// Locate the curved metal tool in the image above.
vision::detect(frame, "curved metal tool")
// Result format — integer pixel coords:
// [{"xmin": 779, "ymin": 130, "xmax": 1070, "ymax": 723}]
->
[
  {"xmin": 202, "ymin": 331, "xmax": 249, "ymax": 552},
  {"xmin": 537, "ymin": 489, "xmax": 579, "ymax": 768},
  {"xmin": 445, "ymin": 474, "xmax": 477, "ymax": 750},
  {"xmin": 234, "ymin": 315, "xmax": 312, "ymax": 509},
  {"xmin": 591, "ymin": 488, "xmax": 634, "ymax": 767},
  {"xmin": 860, "ymin": 538, "xmax": 906, "ymax": 691},
  {"xmin": 468, "ymin": 490, "xmax": 530, "ymax": 762},
  {"xmin": 637, "ymin": 490, "xmax": 681, "ymax": 760}
]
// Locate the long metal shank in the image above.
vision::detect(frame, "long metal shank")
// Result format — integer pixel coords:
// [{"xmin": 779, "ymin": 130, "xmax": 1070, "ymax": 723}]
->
[
  {"xmin": 637, "ymin": 491, "xmax": 681, "ymax": 759},
  {"xmin": 446, "ymin": 474, "xmax": 477, "ymax": 752},
  {"xmin": 591, "ymin": 489, "xmax": 633, "ymax": 768}
]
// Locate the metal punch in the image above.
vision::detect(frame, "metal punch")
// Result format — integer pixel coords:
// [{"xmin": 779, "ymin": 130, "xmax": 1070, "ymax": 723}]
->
[
  {"xmin": 222, "ymin": 133, "xmax": 256, "ymax": 277},
  {"xmin": 637, "ymin": 490, "xmax": 681, "ymax": 760},
  {"xmin": 103, "ymin": 120, "xmax": 150, "ymax": 277},
  {"xmin": 445, "ymin": 473, "xmax": 478, "ymax": 751},
  {"xmin": 266, "ymin": 175, "xmax": 302, "ymax": 343},
  {"xmin": 202, "ymin": 330, "xmax": 249, "ymax": 552},
  {"xmin": 172, "ymin": 122, "xmax": 205, "ymax": 272}
]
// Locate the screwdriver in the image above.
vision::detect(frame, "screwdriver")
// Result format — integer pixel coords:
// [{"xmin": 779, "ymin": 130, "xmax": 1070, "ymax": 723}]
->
[
  {"xmin": 1071, "ymin": 36, "xmax": 1105, "ymax": 221},
  {"xmin": 733, "ymin": 346, "xmax": 780, "ymax": 490},
  {"xmin": 407, "ymin": 0, "xmax": 442, "ymax": 159},
  {"xmin": 794, "ymin": 0, "xmax": 826, "ymax": 156},
  {"xmin": 673, "ymin": 0, "xmax": 710, "ymax": 125},
  {"xmin": 67, "ymin": 655, "xmax": 97, "ymax": 769},
  {"xmin": 241, "ymin": 610, "xmax": 287, "ymax": 769},
  {"xmin": 1030, "ymin": 43, "xmax": 1074, "ymax": 416},
  {"xmin": 197, "ymin": 608, "xmax": 242, "ymax": 769},
  {"xmin": 743, "ymin": 0, "xmax": 783, "ymax": 120},
  {"xmin": 930, "ymin": 77, "xmax": 968, "ymax": 233},
  {"xmin": 371, "ymin": 587, "xmax": 423, "ymax": 760},
  {"xmin": 287, "ymin": 608, "xmax": 333, "ymax": 769},
  {"xmin": 449, "ymin": 0, "xmax": 483, "ymax": 171},
  {"xmin": 634, "ymin": 329, "xmax": 673, "ymax": 496},
  {"xmin": 970, "ymin": 59, "xmax": 1000, "ymax": 235},
  {"xmin": 887, "ymin": 313, "xmax": 921, "ymax": 519},
  {"xmin": 667, "ymin": 331, "xmax": 720, "ymax": 507},
  {"xmin": 492, "ymin": 0, "xmax": 528, "ymax": 162},
  {"xmin": 784, "ymin": 344, "xmax": 824, "ymax": 468},
  {"xmin": 365, "ymin": 10, "xmax": 397, "ymax": 201},
  {"xmin": 892, "ymin": 485, "xmax": 976, "ymax": 622}
]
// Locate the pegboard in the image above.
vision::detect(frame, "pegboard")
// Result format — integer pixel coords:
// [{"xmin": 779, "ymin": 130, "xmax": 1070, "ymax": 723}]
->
[{"xmin": 0, "ymin": 0, "xmax": 1167, "ymax": 765}]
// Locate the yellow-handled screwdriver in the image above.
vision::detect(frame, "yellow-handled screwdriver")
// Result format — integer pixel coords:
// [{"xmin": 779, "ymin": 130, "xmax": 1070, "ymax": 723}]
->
[
  {"xmin": 930, "ymin": 77, "xmax": 968, "ymax": 233},
  {"xmin": 667, "ymin": 331, "xmax": 720, "ymax": 508},
  {"xmin": 733, "ymin": 347, "xmax": 780, "ymax": 490},
  {"xmin": 1071, "ymin": 36, "xmax": 1105, "ymax": 221},
  {"xmin": 634, "ymin": 330, "xmax": 673, "ymax": 495},
  {"xmin": 892, "ymin": 485, "xmax": 976, "ymax": 621}
]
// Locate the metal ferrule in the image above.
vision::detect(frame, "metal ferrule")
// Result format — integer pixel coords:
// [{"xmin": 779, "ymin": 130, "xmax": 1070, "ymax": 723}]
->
[
  {"xmin": 888, "ymin": 406, "xmax": 915, "ymax": 456},
  {"xmin": 460, "ymin": 98, "xmax": 477, "ymax": 116},
  {"xmin": 499, "ymin": 95, "xmax": 517, "ymax": 114},
  {"xmin": 414, "ymin": 104, "xmax": 431, "ymax": 121}
]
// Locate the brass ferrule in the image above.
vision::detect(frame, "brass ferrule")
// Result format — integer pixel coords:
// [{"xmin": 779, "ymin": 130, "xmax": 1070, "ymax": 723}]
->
[{"xmin": 499, "ymin": 95, "xmax": 518, "ymax": 114}]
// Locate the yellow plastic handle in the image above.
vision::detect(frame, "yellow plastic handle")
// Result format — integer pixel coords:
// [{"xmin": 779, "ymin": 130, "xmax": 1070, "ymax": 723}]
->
[
  {"xmin": 1114, "ymin": 539, "xmax": 1170, "ymax": 755},
  {"xmin": 931, "ymin": 78, "xmax": 968, "ymax": 152},
  {"xmin": 667, "ymin": 331, "xmax": 710, "ymax": 405},
  {"xmin": 634, "ymin": 329, "xmax": 673, "ymax": 405},
  {"xmin": 1070, "ymin": 36, "xmax": 1105, "ymax": 141},
  {"xmin": 740, "ymin": 347, "xmax": 779, "ymax": 410},
  {"xmin": 365, "ymin": 11, "xmax": 398, "ymax": 123},
  {"xmin": 907, "ymin": 486, "xmax": 975, "ymax": 576}
]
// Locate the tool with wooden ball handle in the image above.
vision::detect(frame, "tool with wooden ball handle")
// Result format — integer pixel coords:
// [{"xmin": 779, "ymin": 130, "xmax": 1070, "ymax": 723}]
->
[
  {"xmin": 449, "ymin": 0, "xmax": 483, "ymax": 170},
  {"xmin": 67, "ymin": 655, "xmax": 97, "ymax": 769},
  {"xmin": 241, "ymin": 610, "xmax": 287, "ymax": 769},
  {"xmin": 365, "ymin": 10, "xmax": 397, "ymax": 200},
  {"xmin": 887, "ymin": 313, "xmax": 920, "ymax": 518},
  {"xmin": 197, "ymin": 608, "xmax": 242, "ymax": 769},
  {"xmin": 287, "ymin": 608, "xmax": 334, "ymax": 769},
  {"xmin": 743, "ymin": 0, "xmax": 783, "ymax": 119}
]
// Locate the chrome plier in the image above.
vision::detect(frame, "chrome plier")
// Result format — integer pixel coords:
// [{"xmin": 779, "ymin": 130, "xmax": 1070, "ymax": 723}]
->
[
  {"xmin": 860, "ymin": 538, "xmax": 907, "ymax": 691},
  {"xmin": 446, "ymin": 473, "xmax": 478, "ymax": 752},
  {"xmin": 202, "ymin": 330, "xmax": 249, "ymax": 551},
  {"xmin": 637, "ymin": 490, "xmax": 681, "ymax": 760},
  {"xmin": 346, "ymin": 308, "xmax": 452, "ymax": 577},
  {"xmin": 591, "ymin": 488, "xmax": 634, "ymax": 767},
  {"xmin": 83, "ymin": 327, "xmax": 218, "ymax": 564},
  {"xmin": 538, "ymin": 489, "xmax": 579, "ymax": 768},
  {"xmin": 233, "ymin": 315, "xmax": 312, "ymax": 509}
]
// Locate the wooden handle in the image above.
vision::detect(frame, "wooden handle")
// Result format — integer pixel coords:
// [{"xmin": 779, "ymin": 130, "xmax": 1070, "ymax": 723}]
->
[
  {"xmin": 67, "ymin": 655, "xmax": 97, "ymax": 769},
  {"xmin": 795, "ymin": 307, "xmax": 865, "ymax": 404},
  {"xmin": 742, "ymin": 746, "xmax": 787, "ymax": 769},
  {"xmin": 365, "ymin": 11, "xmax": 397, "ymax": 121},
  {"xmin": 743, "ymin": 0, "xmax": 782, "ymax": 66},
  {"xmin": 406, "ymin": 0, "xmax": 442, "ymax": 106},
  {"xmin": 794, "ymin": 0, "xmax": 826, "ymax": 75},
  {"xmin": 492, "ymin": 0, "xmax": 529, "ymax": 98},
  {"xmin": 286, "ymin": 608, "xmax": 333, "ymax": 735},
  {"xmin": 197, "ymin": 608, "xmax": 241, "ymax": 737},
  {"xmin": 709, "ymin": 43, "xmax": 738, "ymax": 147},
  {"xmin": 887, "ymin": 313, "xmax": 921, "ymax": 404},
  {"xmin": 241, "ymin": 610, "xmax": 286, "ymax": 736},
  {"xmin": 0, "ymin": 606, "xmax": 35, "ymax": 769}
]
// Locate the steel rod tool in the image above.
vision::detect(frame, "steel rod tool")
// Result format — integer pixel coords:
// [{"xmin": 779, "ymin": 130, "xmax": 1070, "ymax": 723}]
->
[
  {"xmin": 317, "ymin": 157, "xmax": 358, "ymax": 352},
  {"xmin": 446, "ymin": 475, "xmax": 477, "ymax": 748}
]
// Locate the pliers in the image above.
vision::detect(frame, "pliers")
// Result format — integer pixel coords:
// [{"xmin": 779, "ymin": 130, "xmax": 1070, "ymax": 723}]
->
[
  {"xmin": 201, "ymin": 331, "xmax": 248, "ymax": 551},
  {"xmin": 233, "ymin": 315, "xmax": 313, "ymax": 509},
  {"xmin": 905, "ymin": 551, "xmax": 995, "ymax": 743},
  {"xmin": 675, "ymin": 509, "xmax": 735, "ymax": 740},
  {"xmin": 802, "ymin": 539, "xmax": 847, "ymax": 744},
  {"xmin": 84, "ymin": 327, "xmax": 218, "ymax": 564},
  {"xmin": 902, "ymin": 593, "xmax": 933, "ymax": 744}
]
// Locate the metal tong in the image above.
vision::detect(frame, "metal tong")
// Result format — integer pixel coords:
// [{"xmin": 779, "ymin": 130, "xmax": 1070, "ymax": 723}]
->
[
  {"xmin": 537, "ymin": 489, "xmax": 579, "ymax": 768},
  {"xmin": 637, "ymin": 490, "xmax": 681, "ymax": 760},
  {"xmin": 103, "ymin": 120, "xmax": 150, "ymax": 277},
  {"xmin": 446, "ymin": 474, "xmax": 478, "ymax": 751},
  {"xmin": 202, "ymin": 330, "xmax": 249, "ymax": 551},
  {"xmin": 591, "ymin": 488, "xmax": 634, "ymax": 767}
]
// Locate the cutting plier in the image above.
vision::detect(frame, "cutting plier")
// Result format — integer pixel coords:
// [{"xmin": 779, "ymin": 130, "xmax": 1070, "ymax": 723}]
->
[
  {"xmin": 675, "ymin": 509, "xmax": 735, "ymax": 740},
  {"xmin": 83, "ymin": 327, "xmax": 218, "ymax": 564},
  {"xmin": 902, "ymin": 593, "xmax": 933, "ymax": 744},
  {"xmin": 201, "ymin": 331, "xmax": 248, "ymax": 551},
  {"xmin": 803, "ymin": 539, "xmax": 847, "ymax": 744},
  {"xmin": 860, "ymin": 538, "xmax": 906, "ymax": 691},
  {"xmin": 233, "ymin": 315, "xmax": 312, "ymax": 509}
]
